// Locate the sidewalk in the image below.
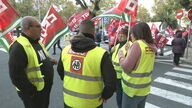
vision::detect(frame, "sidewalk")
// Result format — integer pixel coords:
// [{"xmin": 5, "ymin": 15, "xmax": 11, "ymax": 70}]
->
[{"xmin": 180, "ymin": 45, "xmax": 192, "ymax": 65}]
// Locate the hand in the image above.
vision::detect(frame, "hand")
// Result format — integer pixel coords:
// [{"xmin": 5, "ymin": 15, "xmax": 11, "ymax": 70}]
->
[
  {"xmin": 125, "ymin": 42, "xmax": 130, "ymax": 51},
  {"xmin": 110, "ymin": 47, "xmax": 115, "ymax": 53},
  {"xmin": 50, "ymin": 58, "xmax": 58, "ymax": 65},
  {"xmin": 118, "ymin": 49, "xmax": 124, "ymax": 57},
  {"xmin": 99, "ymin": 98, "xmax": 107, "ymax": 103}
]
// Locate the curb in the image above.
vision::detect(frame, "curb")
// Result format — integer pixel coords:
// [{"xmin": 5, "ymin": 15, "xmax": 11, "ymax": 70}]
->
[
  {"xmin": 180, "ymin": 58, "xmax": 192, "ymax": 65},
  {"xmin": 155, "ymin": 55, "xmax": 171, "ymax": 59}
]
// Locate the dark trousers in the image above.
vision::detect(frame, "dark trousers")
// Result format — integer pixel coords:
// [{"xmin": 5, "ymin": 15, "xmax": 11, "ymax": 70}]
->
[
  {"xmin": 18, "ymin": 88, "xmax": 51, "ymax": 108},
  {"xmin": 174, "ymin": 53, "xmax": 182, "ymax": 65},
  {"xmin": 64, "ymin": 103, "xmax": 103, "ymax": 108},
  {"xmin": 116, "ymin": 79, "xmax": 123, "ymax": 108},
  {"xmin": 53, "ymin": 40, "xmax": 62, "ymax": 54}
]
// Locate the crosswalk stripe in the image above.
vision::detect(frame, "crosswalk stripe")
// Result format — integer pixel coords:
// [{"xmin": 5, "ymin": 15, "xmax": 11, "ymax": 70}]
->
[
  {"xmin": 154, "ymin": 77, "xmax": 192, "ymax": 91},
  {"xmin": 173, "ymin": 67, "xmax": 192, "ymax": 74},
  {"xmin": 0, "ymin": 48, "xmax": 7, "ymax": 53},
  {"xmin": 165, "ymin": 71, "xmax": 192, "ymax": 81},
  {"xmin": 145, "ymin": 102, "xmax": 161, "ymax": 108},
  {"xmin": 150, "ymin": 87, "xmax": 192, "ymax": 106}
]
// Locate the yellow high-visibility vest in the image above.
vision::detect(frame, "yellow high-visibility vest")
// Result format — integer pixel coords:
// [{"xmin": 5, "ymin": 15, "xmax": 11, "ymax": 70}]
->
[
  {"xmin": 11, "ymin": 36, "xmax": 46, "ymax": 91},
  {"xmin": 122, "ymin": 40, "xmax": 155, "ymax": 97},
  {"xmin": 62, "ymin": 45, "xmax": 106, "ymax": 108},
  {"xmin": 112, "ymin": 41, "xmax": 132, "ymax": 79}
]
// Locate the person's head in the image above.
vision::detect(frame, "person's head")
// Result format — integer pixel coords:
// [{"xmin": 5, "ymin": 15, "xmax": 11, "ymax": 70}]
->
[
  {"xmin": 130, "ymin": 22, "xmax": 153, "ymax": 44},
  {"xmin": 21, "ymin": 16, "xmax": 42, "ymax": 40},
  {"xmin": 79, "ymin": 19, "xmax": 95, "ymax": 35},
  {"xmin": 182, "ymin": 27, "xmax": 186, "ymax": 32},
  {"xmin": 175, "ymin": 30, "xmax": 182, "ymax": 38},
  {"xmin": 118, "ymin": 27, "xmax": 128, "ymax": 42}
]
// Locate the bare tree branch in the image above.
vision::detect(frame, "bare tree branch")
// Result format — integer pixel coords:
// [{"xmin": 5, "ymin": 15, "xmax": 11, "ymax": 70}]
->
[{"xmin": 75, "ymin": 0, "xmax": 88, "ymax": 9}]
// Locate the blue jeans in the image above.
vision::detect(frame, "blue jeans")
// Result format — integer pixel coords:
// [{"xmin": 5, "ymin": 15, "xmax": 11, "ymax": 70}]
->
[
  {"xmin": 116, "ymin": 79, "xmax": 123, "ymax": 108},
  {"xmin": 122, "ymin": 92, "xmax": 147, "ymax": 108}
]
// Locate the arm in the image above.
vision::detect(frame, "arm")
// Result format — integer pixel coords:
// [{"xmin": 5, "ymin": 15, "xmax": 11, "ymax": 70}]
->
[
  {"xmin": 101, "ymin": 52, "xmax": 117, "ymax": 100},
  {"xmin": 57, "ymin": 55, "xmax": 64, "ymax": 80},
  {"xmin": 118, "ymin": 42, "xmax": 141, "ymax": 73},
  {"xmin": 9, "ymin": 42, "xmax": 37, "ymax": 96}
]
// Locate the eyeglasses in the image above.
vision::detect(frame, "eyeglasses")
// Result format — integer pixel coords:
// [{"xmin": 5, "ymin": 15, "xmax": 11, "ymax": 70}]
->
[{"xmin": 30, "ymin": 25, "xmax": 41, "ymax": 28}]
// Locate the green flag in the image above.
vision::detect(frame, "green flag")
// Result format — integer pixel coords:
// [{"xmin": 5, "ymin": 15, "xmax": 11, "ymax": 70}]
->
[{"xmin": 122, "ymin": 12, "xmax": 131, "ymax": 22}]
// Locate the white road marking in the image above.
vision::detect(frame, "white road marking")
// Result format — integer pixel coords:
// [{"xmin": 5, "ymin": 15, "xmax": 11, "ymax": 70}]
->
[
  {"xmin": 154, "ymin": 77, "xmax": 192, "ymax": 91},
  {"xmin": 150, "ymin": 87, "xmax": 192, "ymax": 106},
  {"xmin": 165, "ymin": 71, "xmax": 192, "ymax": 81}
]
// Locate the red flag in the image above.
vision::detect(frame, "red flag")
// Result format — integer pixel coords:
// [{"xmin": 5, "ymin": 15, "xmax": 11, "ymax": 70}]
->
[
  {"xmin": 0, "ymin": 0, "xmax": 21, "ymax": 52},
  {"xmin": 0, "ymin": 0, "xmax": 20, "ymax": 33},
  {"xmin": 156, "ymin": 35, "xmax": 169, "ymax": 48},
  {"xmin": 151, "ymin": 24, "xmax": 159, "ymax": 37},
  {"xmin": 41, "ymin": 6, "xmax": 69, "ymax": 50},
  {"xmin": 68, "ymin": 9, "xmax": 90, "ymax": 31},
  {"xmin": 166, "ymin": 26, "xmax": 174, "ymax": 36},
  {"xmin": 118, "ymin": 0, "xmax": 138, "ymax": 22}
]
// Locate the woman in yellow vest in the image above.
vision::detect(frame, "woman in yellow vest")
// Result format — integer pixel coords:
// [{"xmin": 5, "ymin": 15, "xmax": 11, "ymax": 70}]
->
[
  {"xmin": 111, "ymin": 27, "xmax": 132, "ymax": 108},
  {"xmin": 118, "ymin": 22, "xmax": 157, "ymax": 108}
]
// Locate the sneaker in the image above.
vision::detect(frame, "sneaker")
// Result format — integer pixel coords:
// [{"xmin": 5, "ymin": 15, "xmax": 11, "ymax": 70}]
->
[{"xmin": 52, "ymin": 53, "xmax": 56, "ymax": 55}]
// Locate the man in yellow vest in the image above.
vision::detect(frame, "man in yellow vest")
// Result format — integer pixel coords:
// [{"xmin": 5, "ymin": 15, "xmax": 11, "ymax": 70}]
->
[
  {"xmin": 57, "ymin": 19, "xmax": 116, "ymax": 108},
  {"xmin": 111, "ymin": 26, "xmax": 132, "ymax": 108},
  {"xmin": 118, "ymin": 22, "xmax": 157, "ymax": 108},
  {"xmin": 9, "ymin": 16, "xmax": 57, "ymax": 108}
]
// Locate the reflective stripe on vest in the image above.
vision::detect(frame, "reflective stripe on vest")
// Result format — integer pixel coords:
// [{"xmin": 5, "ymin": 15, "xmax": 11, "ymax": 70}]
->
[
  {"xmin": 29, "ymin": 78, "xmax": 44, "ymax": 82},
  {"xmin": 63, "ymin": 88, "xmax": 101, "ymax": 99},
  {"xmin": 122, "ymin": 78, "xmax": 151, "ymax": 88},
  {"xmin": 125, "ymin": 71, "xmax": 152, "ymax": 77},
  {"xmin": 113, "ymin": 62, "xmax": 120, "ymax": 66},
  {"xmin": 65, "ymin": 71, "xmax": 102, "ymax": 81},
  {"xmin": 25, "ymin": 67, "xmax": 41, "ymax": 73}
]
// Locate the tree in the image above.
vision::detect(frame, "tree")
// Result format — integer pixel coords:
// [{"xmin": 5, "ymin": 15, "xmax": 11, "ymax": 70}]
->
[
  {"xmin": 137, "ymin": 5, "xmax": 151, "ymax": 22},
  {"xmin": 74, "ymin": 0, "xmax": 116, "ymax": 18},
  {"xmin": 151, "ymin": 0, "xmax": 182, "ymax": 29},
  {"xmin": 179, "ymin": 0, "xmax": 192, "ymax": 11}
]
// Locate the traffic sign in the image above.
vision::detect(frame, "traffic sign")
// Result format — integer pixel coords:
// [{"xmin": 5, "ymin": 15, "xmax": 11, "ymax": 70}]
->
[
  {"xmin": 103, "ymin": 17, "xmax": 109, "ymax": 24},
  {"xmin": 176, "ymin": 9, "xmax": 184, "ymax": 19},
  {"xmin": 188, "ymin": 9, "xmax": 192, "ymax": 20}
]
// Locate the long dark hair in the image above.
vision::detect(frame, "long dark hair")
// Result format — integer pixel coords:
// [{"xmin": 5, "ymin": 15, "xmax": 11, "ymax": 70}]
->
[{"xmin": 130, "ymin": 22, "xmax": 154, "ymax": 44}]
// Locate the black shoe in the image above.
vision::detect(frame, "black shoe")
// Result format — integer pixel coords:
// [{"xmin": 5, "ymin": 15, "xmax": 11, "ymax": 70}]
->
[{"xmin": 52, "ymin": 53, "xmax": 56, "ymax": 55}]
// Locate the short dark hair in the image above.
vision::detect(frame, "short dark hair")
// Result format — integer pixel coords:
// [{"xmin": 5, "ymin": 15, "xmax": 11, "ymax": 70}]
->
[
  {"xmin": 79, "ymin": 20, "xmax": 95, "ymax": 34},
  {"xmin": 176, "ymin": 30, "xmax": 182, "ymax": 38},
  {"xmin": 130, "ymin": 22, "xmax": 153, "ymax": 44}
]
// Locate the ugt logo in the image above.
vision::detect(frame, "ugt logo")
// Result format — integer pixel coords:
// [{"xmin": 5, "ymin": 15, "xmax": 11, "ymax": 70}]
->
[{"xmin": 0, "ymin": 1, "xmax": 7, "ymax": 13}]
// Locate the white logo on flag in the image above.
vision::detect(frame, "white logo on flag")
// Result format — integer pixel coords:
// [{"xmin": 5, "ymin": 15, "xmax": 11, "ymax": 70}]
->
[
  {"xmin": 41, "ymin": 13, "xmax": 57, "ymax": 39},
  {"xmin": 126, "ymin": 0, "xmax": 137, "ymax": 12},
  {"xmin": 0, "ymin": 1, "xmax": 8, "ymax": 13}
]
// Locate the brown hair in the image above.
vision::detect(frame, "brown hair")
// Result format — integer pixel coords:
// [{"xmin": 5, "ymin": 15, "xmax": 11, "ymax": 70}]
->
[{"xmin": 130, "ymin": 22, "xmax": 153, "ymax": 44}]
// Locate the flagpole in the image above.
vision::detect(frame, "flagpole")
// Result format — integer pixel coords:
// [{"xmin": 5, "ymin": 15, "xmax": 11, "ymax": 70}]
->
[
  {"xmin": 126, "ymin": 15, "xmax": 132, "ymax": 47},
  {"xmin": 38, "ymin": 0, "xmax": 41, "ymax": 21}
]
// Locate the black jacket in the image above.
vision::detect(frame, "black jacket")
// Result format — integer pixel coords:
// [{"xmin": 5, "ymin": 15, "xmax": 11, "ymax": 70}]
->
[
  {"xmin": 57, "ymin": 33, "xmax": 116, "ymax": 100},
  {"xmin": 9, "ymin": 33, "xmax": 54, "ymax": 96},
  {"xmin": 172, "ymin": 37, "xmax": 186, "ymax": 54}
]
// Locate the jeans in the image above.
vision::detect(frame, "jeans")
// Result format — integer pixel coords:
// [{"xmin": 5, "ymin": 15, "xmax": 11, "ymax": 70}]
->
[
  {"xmin": 116, "ymin": 79, "xmax": 123, "ymax": 108},
  {"xmin": 122, "ymin": 92, "xmax": 147, "ymax": 108}
]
